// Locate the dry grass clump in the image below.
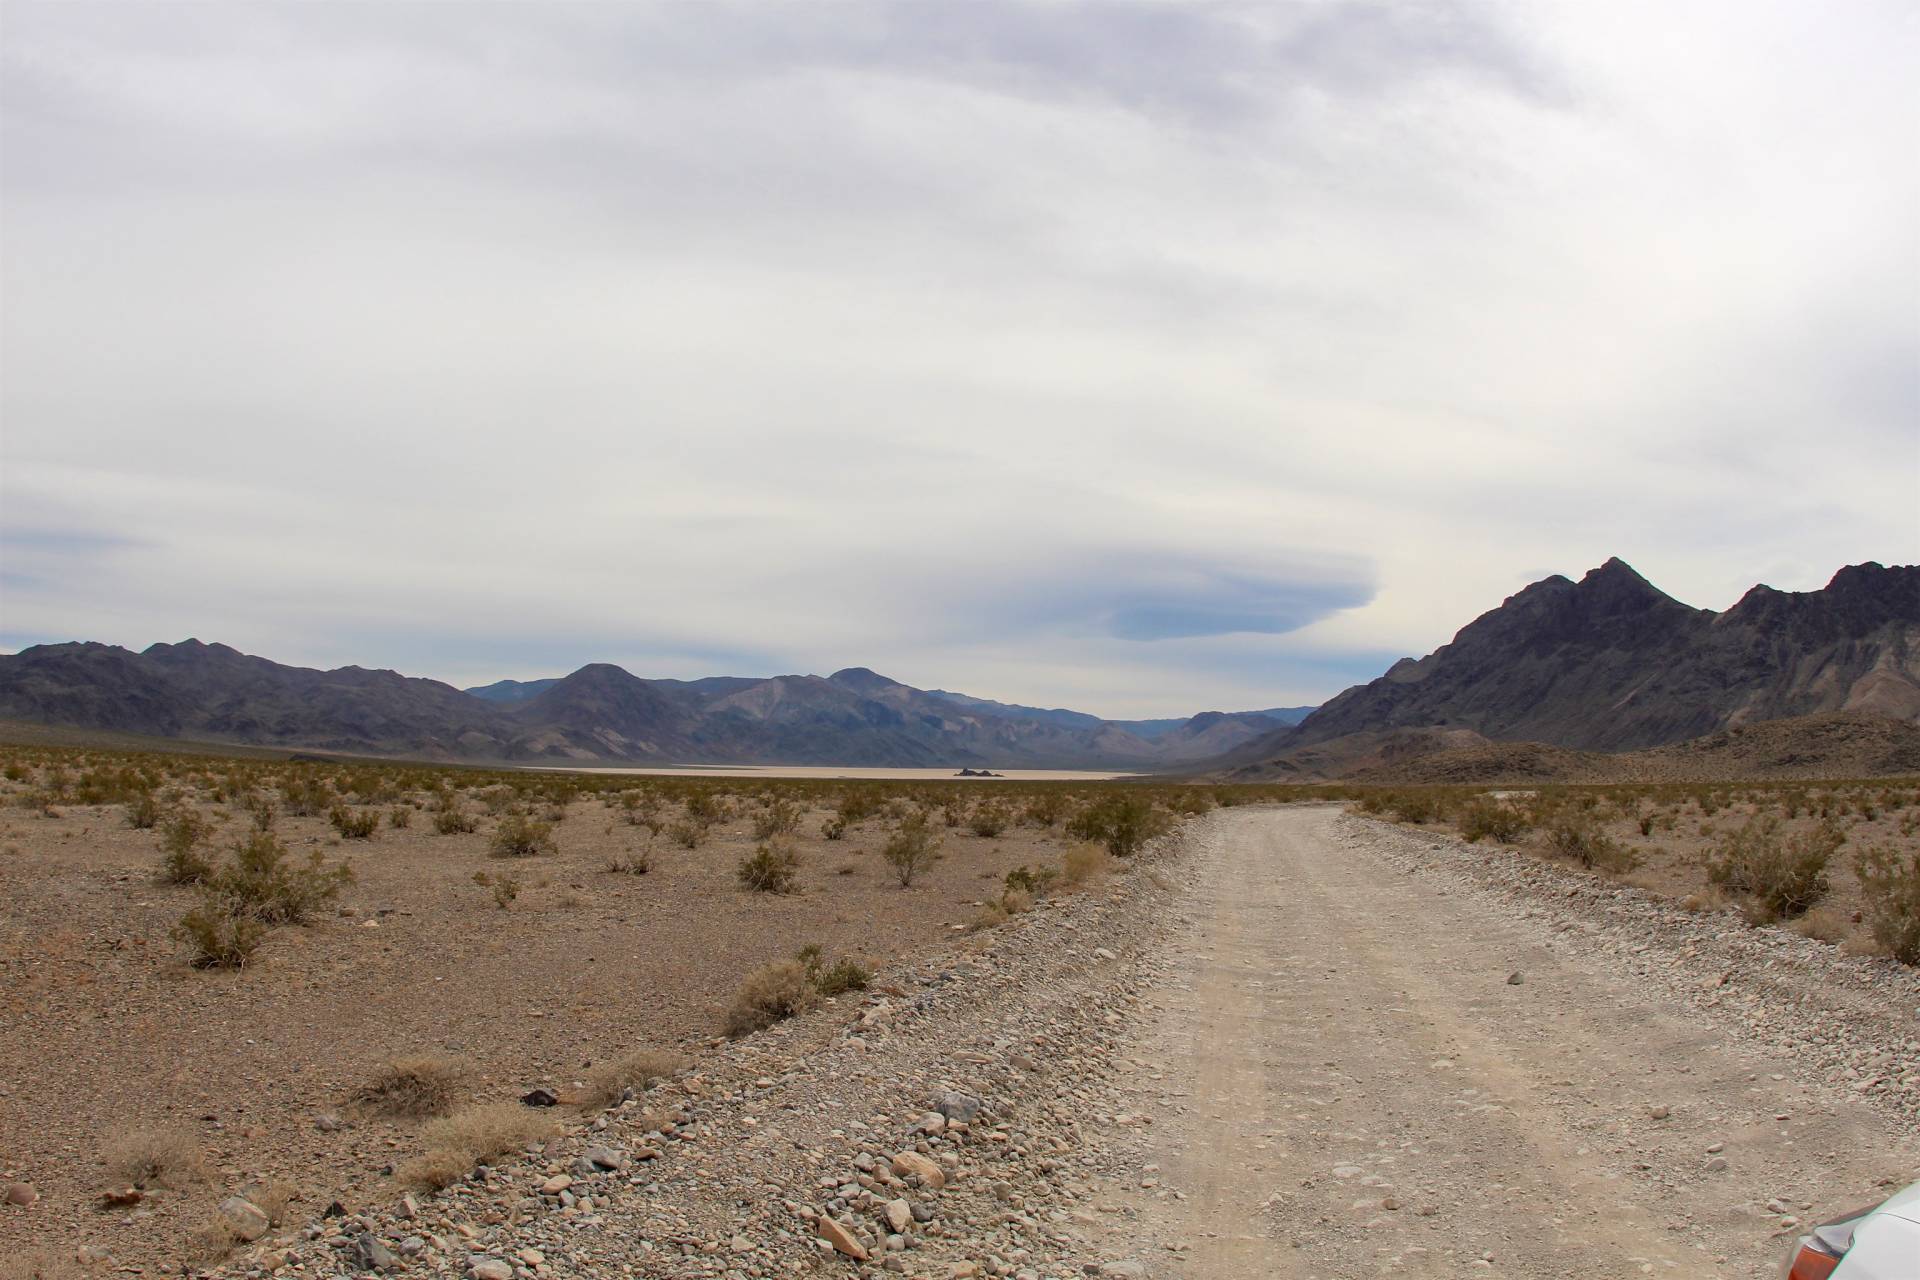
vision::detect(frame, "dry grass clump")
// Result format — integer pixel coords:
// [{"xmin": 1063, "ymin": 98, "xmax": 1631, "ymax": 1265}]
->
[
  {"xmin": 251, "ymin": 1177, "xmax": 300, "ymax": 1226},
  {"xmin": 603, "ymin": 847, "xmax": 653, "ymax": 876},
  {"xmin": 2, "ymin": 1250, "xmax": 86, "ymax": 1280},
  {"xmin": 103, "ymin": 1127, "xmax": 208, "ymax": 1189},
  {"xmin": 397, "ymin": 1103, "xmax": 557, "ymax": 1191},
  {"xmin": 1060, "ymin": 842, "xmax": 1112, "ymax": 888},
  {"xmin": 582, "ymin": 1048, "xmax": 686, "ymax": 1108},
  {"xmin": 970, "ymin": 898, "xmax": 1011, "ymax": 932},
  {"xmin": 352, "ymin": 1055, "xmax": 465, "ymax": 1118},
  {"xmin": 970, "ymin": 883, "xmax": 1035, "ymax": 932},
  {"xmin": 723, "ymin": 959, "xmax": 819, "ymax": 1037},
  {"xmin": 1788, "ymin": 905, "xmax": 1853, "ymax": 945}
]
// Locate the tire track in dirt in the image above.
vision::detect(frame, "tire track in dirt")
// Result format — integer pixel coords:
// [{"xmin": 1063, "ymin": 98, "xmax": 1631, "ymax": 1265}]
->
[{"xmin": 1102, "ymin": 806, "xmax": 1917, "ymax": 1279}]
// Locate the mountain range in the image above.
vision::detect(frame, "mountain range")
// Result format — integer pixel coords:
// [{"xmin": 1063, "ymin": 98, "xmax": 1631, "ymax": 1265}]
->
[
  {"xmin": 1, "ymin": 558, "xmax": 1912, "ymax": 773},
  {"xmin": 0, "ymin": 642, "xmax": 1304, "ymax": 768},
  {"xmin": 1216, "ymin": 558, "xmax": 1919, "ymax": 778}
]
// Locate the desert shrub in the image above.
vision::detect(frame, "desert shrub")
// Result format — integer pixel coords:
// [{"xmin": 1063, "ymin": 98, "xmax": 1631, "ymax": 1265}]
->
[
  {"xmin": 1021, "ymin": 790, "xmax": 1070, "ymax": 828},
  {"xmin": 751, "ymin": 797, "xmax": 803, "ymax": 841},
  {"xmin": 210, "ymin": 831, "xmax": 354, "ymax": 925},
  {"xmin": 684, "ymin": 791, "xmax": 730, "ymax": 827},
  {"xmin": 1004, "ymin": 864, "xmax": 1058, "ymax": 898},
  {"xmin": 281, "ymin": 776, "xmax": 333, "ymax": 817},
  {"xmin": 389, "ymin": 805, "xmax": 413, "ymax": 829},
  {"xmin": 724, "ymin": 959, "xmax": 819, "ymax": 1036},
  {"xmin": 125, "ymin": 790, "xmax": 164, "ymax": 829},
  {"xmin": 822, "ymin": 815, "xmax": 848, "ymax": 840},
  {"xmin": 432, "ymin": 801, "xmax": 478, "ymax": 835},
  {"xmin": 353, "ymin": 1055, "xmax": 464, "ymax": 1118},
  {"xmin": 797, "ymin": 943, "xmax": 871, "ymax": 996},
  {"xmin": 173, "ymin": 902, "xmax": 268, "ymax": 968},
  {"xmin": 604, "ymin": 848, "xmax": 652, "ymax": 875},
  {"xmin": 1059, "ymin": 842, "xmax": 1112, "ymax": 887},
  {"xmin": 738, "ymin": 842, "xmax": 800, "ymax": 894},
  {"xmin": 936, "ymin": 796, "xmax": 965, "ymax": 828},
  {"xmin": 967, "ymin": 801, "xmax": 1010, "ymax": 838},
  {"xmin": 1166, "ymin": 788, "xmax": 1215, "ymax": 816},
  {"xmin": 1067, "ymin": 794, "xmax": 1171, "ymax": 857},
  {"xmin": 1855, "ymin": 843, "xmax": 1920, "ymax": 963},
  {"xmin": 489, "ymin": 814, "xmax": 556, "ymax": 858},
  {"xmin": 103, "ymin": 1127, "xmax": 208, "ymax": 1189},
  {"xmin": 472, "ymin": 870, "xmax": 519, "ymax": 909},
  {"xmin": 835, "ymin": 787, "xmax": 882, "ymax": 825},
  {"xmin": 881, "ymin": 813, "xmax": 942, "ymax": 887},
  {"xmin": 582, "ymin": 1049, "xmax": 685, "ymax": 1108},
  {"xmin": 1388, "ymin": 791, "xmax": 1441, "ymax": 824},
  {"xmin": 970, "ymin": 898, "xmax": 1011, "ymax": 931},
  {"xmin": 667, "ymin": 820, "xmax": 703, "ymax": 849},
  {"xmin": 329, "ymin": 805, "xmax": 379, "ymax": 840},
  {"xmin": 158, "ymin": 810, "xmax": 215, "ymax": 884},
  {"xmin": 616, "ymin": 789, "xmax": 662, "ymax": 827},
  {"xmin": 397, "ymin": 1103, "xmax": 557, "ymax": 1191},
  {"xmin": 1545, "ymin": 814, "xmax": 1638, "ymax": 873},
  {"xmin": 244, "ymin": 793, "xmax": 278, "ymax": 831},
  {"xmin": 1458, "ymin": 797, "xmax": 1528, "ymax": 844},
  {"xmin": 1705, "ymin": 817, "xmax": 1837, "ymax": 921}
]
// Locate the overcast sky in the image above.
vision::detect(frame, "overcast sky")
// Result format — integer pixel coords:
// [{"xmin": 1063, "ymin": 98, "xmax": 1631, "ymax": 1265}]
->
[{"xmin": 2, "ymin": 1, "xmax": 1915, "ymax": 716}]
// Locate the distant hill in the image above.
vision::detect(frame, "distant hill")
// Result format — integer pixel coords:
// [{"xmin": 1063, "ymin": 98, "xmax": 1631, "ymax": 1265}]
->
[
  {"xmin": 922, "ymin": 690, "xmax": 1313, "ymax": 740},
  {"xmin": 1213, "ymin": 559, "xmax": 1919, "ymax": 779},
  {"xmin": 465, "ymin": 678, "xmax": 562, "ymax": 703},
  {"xmin": 0, "ymin": 643, "xmax": 1313, "ymax": 769}
]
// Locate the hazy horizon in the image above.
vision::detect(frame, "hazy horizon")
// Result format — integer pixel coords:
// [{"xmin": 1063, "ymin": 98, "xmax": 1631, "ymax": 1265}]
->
[{"xmin": 4, "ymin": 2, "xmax": 1915, "ymax": 717}]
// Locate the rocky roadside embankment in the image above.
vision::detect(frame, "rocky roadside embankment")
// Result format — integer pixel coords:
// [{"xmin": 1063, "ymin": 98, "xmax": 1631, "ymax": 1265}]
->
[{"xmin": 203, "ymin": 836, "xmax": 1192, "ymax": 1280}]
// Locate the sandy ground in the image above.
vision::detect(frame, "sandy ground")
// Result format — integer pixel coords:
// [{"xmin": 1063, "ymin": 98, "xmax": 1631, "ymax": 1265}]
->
[
  {"xmin": 1106, "ymin": 807, "xmax": 1918, "ymax": 1279},
  {"xmin": 0, "ymin": 792, "xmax": 1079, "ymax": 1271}
]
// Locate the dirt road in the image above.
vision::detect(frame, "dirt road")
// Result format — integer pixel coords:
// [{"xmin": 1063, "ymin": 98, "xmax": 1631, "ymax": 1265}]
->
[
  {"xmin": 1097, "ymin": 807, "xmax": 1918, "ymax": 1279},
  {"xmin": 184, "ymin": 804, "xmax": 1917, "ymax": 1280}
]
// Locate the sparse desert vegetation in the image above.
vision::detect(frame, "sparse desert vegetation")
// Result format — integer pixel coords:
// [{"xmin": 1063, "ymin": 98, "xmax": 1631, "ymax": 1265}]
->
[
  {"xmin": 351, "ymin": 1055, "xmax": 466, "ymax": 1119},
  {"xmin": 1, "ymin": 738, "xmax": 1910, "ymax": 1272},
  {"xmin": 0, "ymin": 741, "xmax": 1228, "ymax": 1270},
  {"xmin": 1351, "ymin": 779, "xmax": 1920, "ymax": 958}
]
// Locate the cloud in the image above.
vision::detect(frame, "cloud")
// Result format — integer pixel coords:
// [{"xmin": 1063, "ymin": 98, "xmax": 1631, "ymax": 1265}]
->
[{"xmin": 1, "ymin": 0, "xmax": 1913, "ymax": 717}]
